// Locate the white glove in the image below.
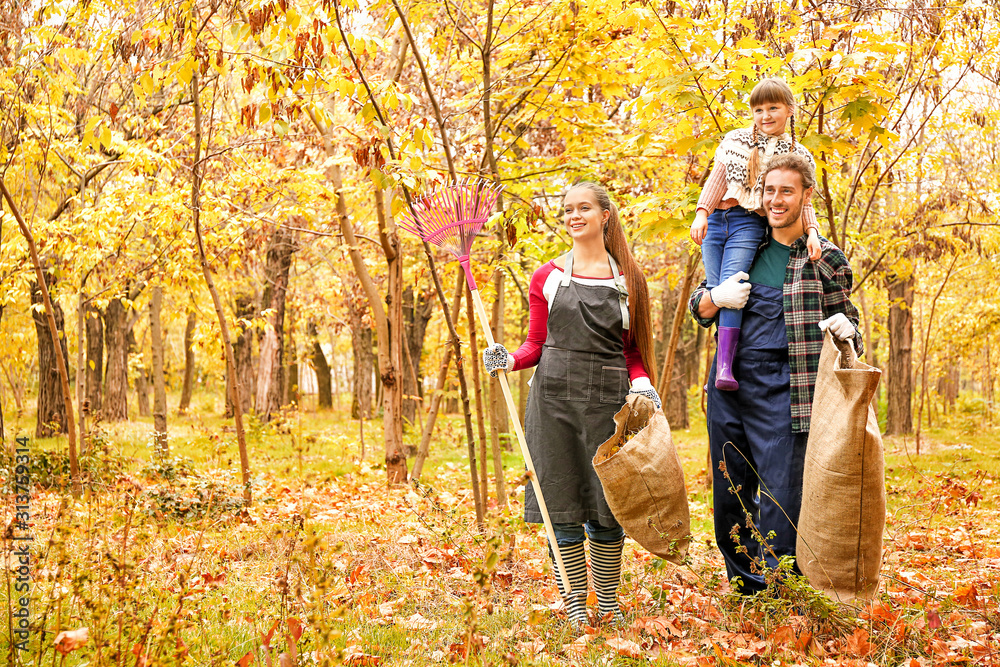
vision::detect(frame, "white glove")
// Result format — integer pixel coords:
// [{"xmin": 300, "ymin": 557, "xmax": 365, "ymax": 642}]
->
[
  {"xmin": 709, "ymin": 272, "xmax": 751, "ymax": 310},
  {"xmin": 818, "ymin": 313, "xmax": 856, "ymax": 341},
  {"xmin": 628, "ymin": 376, "xmax": 661, "ymax": 410},
  {"xmin": 483, "ymin": 343, "xmax": 514, "ymax": 378}
]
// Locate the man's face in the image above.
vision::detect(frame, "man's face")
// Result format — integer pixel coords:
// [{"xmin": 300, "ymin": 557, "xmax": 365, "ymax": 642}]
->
[{"xmin": 762, "ymin": 168, "xmax": 813, "ymax": 230}]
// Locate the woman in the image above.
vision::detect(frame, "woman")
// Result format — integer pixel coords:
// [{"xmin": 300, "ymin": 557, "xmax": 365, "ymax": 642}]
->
[{"xmin": 483, "ymin": 181, "xmax": 659, "ymax": 626}]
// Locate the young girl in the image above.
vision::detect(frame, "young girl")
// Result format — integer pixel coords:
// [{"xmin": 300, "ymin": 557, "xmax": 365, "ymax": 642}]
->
[
  {"xmin": 690, "ymin": 78, "xmax": 821, "ymax": 391},
  {"xmin": 482, "ymin": 182, "xmax": 659, "ymax": 627}
]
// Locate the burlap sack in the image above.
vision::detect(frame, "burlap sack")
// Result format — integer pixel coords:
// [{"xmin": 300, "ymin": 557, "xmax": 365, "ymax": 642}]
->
[
  {"xmin": 796, "ymin": 332, "xmax": 885, "ymax": 602},
  {"xmin": 593, "ymin": 394, "xmax": 690, "ymax": 564}
]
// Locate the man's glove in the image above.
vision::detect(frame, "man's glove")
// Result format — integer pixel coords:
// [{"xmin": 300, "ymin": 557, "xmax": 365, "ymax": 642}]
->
[
  {"xmin": 483, "ymin": 343, "xmax": 514, "ymax": 378},
  {"xmin": 627, "ymin": 377, "xmax": 661, "ymax": 410},
  {"xmin": 709, "ymin": 272, "xmax": 751, "ymax": 310},
  {"xmin": 818, "ymin": 313, "xmax": 856, "ymax": 341}
]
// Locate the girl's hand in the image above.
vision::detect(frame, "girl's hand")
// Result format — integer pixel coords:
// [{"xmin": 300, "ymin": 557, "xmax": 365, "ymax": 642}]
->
[
  {"xmin": 806, "ymin": 229, "xmax": 821, "ymax": 260},
  {"xmin": 690, "ymin": 210, "xmax": 708, "ymax": 245}
]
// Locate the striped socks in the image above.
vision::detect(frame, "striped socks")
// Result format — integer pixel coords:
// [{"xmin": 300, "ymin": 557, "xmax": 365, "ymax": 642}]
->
[
  {"xmin": 590, "ymin": 537, "xmax": 625, "ymax": 623},
  {"xmin": 551, "ymin": 541, "xmax": 589, "ymax": 626}
]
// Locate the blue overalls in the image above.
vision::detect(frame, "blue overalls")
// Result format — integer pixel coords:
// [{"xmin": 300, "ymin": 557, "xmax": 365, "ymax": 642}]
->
[{"xmin": 707, "ymin": 282, "xmax": 808, "ymax": 593}]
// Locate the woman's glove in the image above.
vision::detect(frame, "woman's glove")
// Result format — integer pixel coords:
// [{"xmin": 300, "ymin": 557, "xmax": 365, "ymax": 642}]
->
[
  {"xmin": 627, "ymin": 376, "xmax": 662, "ymax": 410},
  {"xmin": 709, "ymin": 272, "xmax": 751, "ymax": 310},
  {"xmin": 818, "ymin": 313, "xmax": 856, "ymax": 341},
  {"xmin": 483, "ymin": 343, "xmax": 514, "ymax": 378}
]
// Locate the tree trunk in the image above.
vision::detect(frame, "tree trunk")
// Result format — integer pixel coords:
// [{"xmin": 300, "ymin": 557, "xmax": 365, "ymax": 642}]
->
[
  {"xmin": 412, "ymin": 270, "xmax": 463, "ymax": 481},
  {"xmin": 255, "ymin": 224, "xmax": 294, "ymax": 422},
  {"xmin": 286, "ymin": 304, "xmax": 299, "ymax": 408},
  {"xmin": 178, "ymin": 307, "xmax": 196, "ymax": 414},
  {"xmin": 371, "ymin": 186, "xmax": 407, "ymax": 483},
  {"xmin": 886, "ymin": 275, "xmax": 914, "ymax": 435},
  {"xmin": 32, "ymin": 282, "xmax": 69, "ymax": 438},
  {"xmin": 467, "ymin": 284, "xmax": 489, "ymax": 507},
  {"xmin": 150, "ymin": 285, "xmax": 168, "ymax": 454},
  {"xmin": 85, "ymin": 302, "xmax": 104, "ymax": 418},
  {"xmin": 309, "ymin": 322, "xmax": 332, "ymax": 409},
  {"xmin": 190, "ymin": 70, "xmax": 252, "ymax": 505},
  {"xmin": 135, "ymin": 327, "xmax": 150, "ymax": 419},
  {"xmin": 227, "ymin": 292, "xmax": 255, "ymax": 418},
  {"xmin": 103, "ymin": 296, "xmax": 130, "ymax": 422},
  {"xmin": 402, "ymin": 286, "xmax": 433, "ymax": 427},
  {"xmin": 348, "ymin": 291, "xmax": 374, "ymax": 419},
  {"xmin": 488, "ymin": 268, "xmax": 509, "ymax": 471}
]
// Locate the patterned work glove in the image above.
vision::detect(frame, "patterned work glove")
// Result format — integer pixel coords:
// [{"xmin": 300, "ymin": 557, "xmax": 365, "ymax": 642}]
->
[
  {"xmin": 483, "ymin": 343, "xmax": 514, "ymax": 378},
  {"xmin": 627, "ymin": 377, "xmax": 662, "ymax": 410}
]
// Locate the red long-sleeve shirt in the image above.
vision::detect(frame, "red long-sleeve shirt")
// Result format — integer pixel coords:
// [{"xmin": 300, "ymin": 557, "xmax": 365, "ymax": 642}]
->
[{"xmin": 511, "ymin": 261, "xmax": 649, "ymax": 382}]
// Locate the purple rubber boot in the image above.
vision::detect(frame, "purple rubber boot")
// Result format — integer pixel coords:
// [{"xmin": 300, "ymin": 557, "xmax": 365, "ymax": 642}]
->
[{"xmin": 715, "ymin": 326, "xmax": 741, "ymax": 391}]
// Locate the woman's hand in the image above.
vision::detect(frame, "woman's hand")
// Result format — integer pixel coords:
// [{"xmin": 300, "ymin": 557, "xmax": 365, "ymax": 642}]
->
[
  {"xmin": 690, "ymin": 210, "xmax": 709, "ymax": 245},
  {"xmin": 628, "ymin": 377, "xmax": 662, "ymax": 410},
  {"xmin": 483, "ymin": 343, "xmax": 514, "ymax": 378}
]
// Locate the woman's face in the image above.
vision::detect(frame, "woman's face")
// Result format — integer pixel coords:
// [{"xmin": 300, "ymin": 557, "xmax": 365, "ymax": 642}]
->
[
  {"xmin": 563, "ymin": 188, "xmax": 608, "ymax": 243},
  {"xmin": 753, "ymin": 101, "xmax": 792, "ymax": 137}
]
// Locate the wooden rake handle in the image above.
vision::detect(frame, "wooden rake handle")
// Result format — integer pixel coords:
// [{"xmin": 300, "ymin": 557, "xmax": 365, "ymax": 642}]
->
[{"xmin": 468, "ymin": 287, "xmax": 574, "ymax": 595}]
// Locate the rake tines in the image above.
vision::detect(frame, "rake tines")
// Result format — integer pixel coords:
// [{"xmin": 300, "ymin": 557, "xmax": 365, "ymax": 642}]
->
[{"xmin": 398, "ymin": 179, "xmax": 503, "ymax": 262}]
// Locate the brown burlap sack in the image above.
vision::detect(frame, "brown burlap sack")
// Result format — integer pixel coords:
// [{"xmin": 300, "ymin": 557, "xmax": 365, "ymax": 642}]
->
[
  {"xmin": 593, "ymin": 394, "xmax": 690, "ymax": 564},
  {"xmin": 796, "ymin": 332, "xmax": 885, "ymax": 602}
]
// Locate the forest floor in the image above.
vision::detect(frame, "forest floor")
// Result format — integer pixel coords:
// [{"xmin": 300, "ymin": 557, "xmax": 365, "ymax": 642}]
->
[{"xmin": 2, "ymin": 394, "xmax": 999, "ymax": 666}]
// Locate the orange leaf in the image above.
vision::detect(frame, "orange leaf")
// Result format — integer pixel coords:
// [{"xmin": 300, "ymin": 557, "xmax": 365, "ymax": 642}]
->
[
  {"xmin": 236, "ymin": 650, "xmax": 255, "ymax": 667},
  {"xmin": 769, "ymin": 625, "xmax": 796, "ymax": 648},
  {"xmin": 606, "ymin": 637, "xmax": 643, "ymax": 659},
  {"xmin": 286, "ymin": 617, "xmax": 303, "ymax": 643},
  {"xmin": 54, "ymin": 627, "xmax": 89, "ymax": 655},
  {"xmin": 261, "ymin": 619, "xmax": 280, "ymax": 648},
  {"xmin": 844, "ymin": 628, "xmax": 872, "ymax": 657},
  {"xmin": 344, "ymin": 652, "xmax": 382, "ymax": 666},
  {"xmin": 927, "ymin": 609, "xmax": 942, "ymax": 629}
]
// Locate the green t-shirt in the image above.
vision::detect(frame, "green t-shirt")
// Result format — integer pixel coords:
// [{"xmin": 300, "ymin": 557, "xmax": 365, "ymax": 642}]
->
[{"xmin": 748, "ymin": 238, "xmax": 792, "ymax": 289}]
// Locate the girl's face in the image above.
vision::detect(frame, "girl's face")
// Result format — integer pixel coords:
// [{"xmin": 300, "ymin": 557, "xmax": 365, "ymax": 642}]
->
[
  {"xmin": 753, "ymin": 101, "xmax": 792, "ymax": 137},
  {"xmin": 563, "ymin": 188, "xmax": 608, "ymax": 242}
]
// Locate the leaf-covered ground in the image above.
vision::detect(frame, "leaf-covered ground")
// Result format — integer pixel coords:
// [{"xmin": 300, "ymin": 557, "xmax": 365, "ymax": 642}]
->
[{"xmin": 3, "ymin": 404, "xmax": 999, "ymax": 666}]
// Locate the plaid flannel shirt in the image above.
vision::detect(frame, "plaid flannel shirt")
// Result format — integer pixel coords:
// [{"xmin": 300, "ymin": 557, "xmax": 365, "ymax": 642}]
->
[{"xmin": 689, "ymin": 233, "xmax": 864, "ymax": 433}]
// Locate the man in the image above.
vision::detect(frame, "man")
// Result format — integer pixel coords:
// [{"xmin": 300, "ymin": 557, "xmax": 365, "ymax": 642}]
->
[{"xmin": 688, "ymin": 153, "xmax": 864, "ymax": 594}]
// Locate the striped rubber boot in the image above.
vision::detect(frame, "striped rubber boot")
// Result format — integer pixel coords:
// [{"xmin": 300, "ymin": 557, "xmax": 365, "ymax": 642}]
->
[
  {"xmin": 590, "ymin": 537, "xmax": 625, "ymax": 624},
  {"xmin": 551, "ymin": 541, "xmax": 589, "ymax": 626}
]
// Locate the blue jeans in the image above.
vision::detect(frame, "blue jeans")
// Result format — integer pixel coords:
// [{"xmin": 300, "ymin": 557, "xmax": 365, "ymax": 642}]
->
[
  {"xmin": 701, "ymin": 207, "xmax": 767, "ymax": 328},
  {"xmin": 551, "ymin": 520, "xmax": 624, "ymax": 548}
]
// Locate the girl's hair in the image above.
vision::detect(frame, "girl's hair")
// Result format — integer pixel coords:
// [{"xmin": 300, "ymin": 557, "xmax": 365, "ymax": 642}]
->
[
  {"xmin": 567, "ymin": 182, "xmax": 657, "ymax": 386},
  {"xmin": 745, "ymin": 78, "xmax": 797, "ymax": 189}
]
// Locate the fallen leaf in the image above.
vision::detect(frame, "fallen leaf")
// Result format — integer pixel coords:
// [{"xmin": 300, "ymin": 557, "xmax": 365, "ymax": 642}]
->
[
  {"xmin": 844, "ymin": 628, "xmax": 872, "ymax": 657},
  {"xmin": 54, "ymin": 627, "xmax": 89, "ymax": 655},
  {"xmin": 606, "ymin": 637, "xmax": 643, "ymax": 658},
  {"xmin": 344, "ymin": 652, "xmax": 382, "ymax": 666},
  {"xmin": 399, "ymin": 613, "xmax": 438, "ymax": 631},
  {"xmin": 236, "ymin": 650, "xmax": 255, "ymax": 667},
  {"xmin": 927, "ymin": 609, "xmax": 943, "ymax": 630}
]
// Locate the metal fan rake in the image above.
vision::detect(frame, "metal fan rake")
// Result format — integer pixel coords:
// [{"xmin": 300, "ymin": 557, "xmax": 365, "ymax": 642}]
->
[{"xmin": 399, "ymin": 179, "xmax": 574, "ymax": 597}]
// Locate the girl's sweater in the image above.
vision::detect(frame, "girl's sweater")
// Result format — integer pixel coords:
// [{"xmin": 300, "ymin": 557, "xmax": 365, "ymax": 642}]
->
[
  {"xmin": 511, "ymin": 260, "xmax": 649, "ymax": 382},
  {"xmin": 697, "ymin": 128, "xmax": 820, "ymax": 233}
]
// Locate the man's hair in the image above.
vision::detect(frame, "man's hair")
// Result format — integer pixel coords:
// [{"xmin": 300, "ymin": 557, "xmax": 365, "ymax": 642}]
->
[{"xmin": 763, "ymin": 153, "xmax": 816, "ymax": 190}]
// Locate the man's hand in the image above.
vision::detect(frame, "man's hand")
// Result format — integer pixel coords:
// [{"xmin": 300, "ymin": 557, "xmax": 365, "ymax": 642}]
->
[
  {"xmin": 818, "ymin": 313, "xmax": 856, "ymax": 341},
  {"xmin": 690, "ymin": 210, "xmax": 709, "ymax": 245},
  {"xmin": 709, "ymin": 272, "xmax": 751, "ymax": 310}
]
